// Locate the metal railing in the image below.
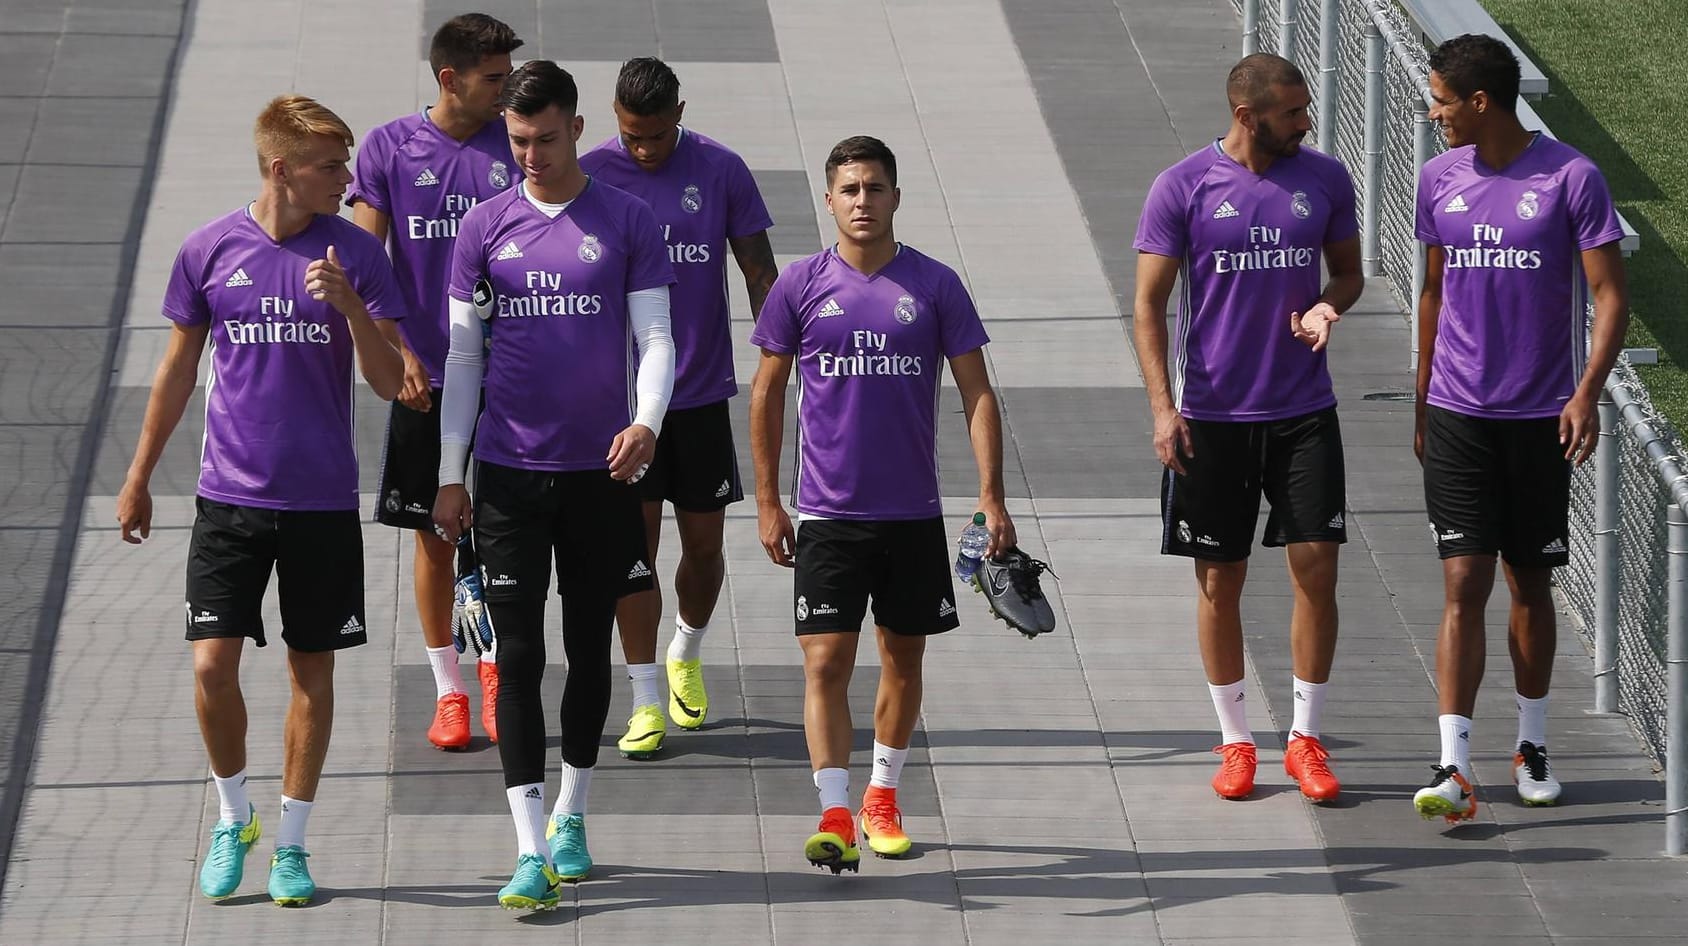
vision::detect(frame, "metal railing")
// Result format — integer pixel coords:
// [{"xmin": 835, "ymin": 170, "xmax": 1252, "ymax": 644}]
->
[{"xmin": 1236, "ymin": 0, "xmax": 1685, "ymax": 854}]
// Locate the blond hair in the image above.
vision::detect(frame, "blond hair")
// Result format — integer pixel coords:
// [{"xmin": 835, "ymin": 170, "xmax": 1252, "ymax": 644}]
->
[{"xmin": 253, "ymin": 94, "xmax": 354, "ymax": 174}]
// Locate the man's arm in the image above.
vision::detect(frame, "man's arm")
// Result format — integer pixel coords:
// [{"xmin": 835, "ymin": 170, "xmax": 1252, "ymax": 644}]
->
[
  {"xmin": 1562, "ymin": 243, "xmax": 1630, "ymax": 464},
  {"xmin": 728, "ymin": 231, "xmax": 779, "ymax": 322},
  {"xmin": 948, "ymin": 349, "xmax": 1016, "ymax": 556},
  {"xmin": 749, "ymin": 349, "xmax": 796, "ymax": 566},
  {"xmin": 1292, "ymin": 235, "xmax": 1364, "ymax": 351},
  {"xmin": 1132, "ymin": 251, "xmax": 1193, "ymax": 474},
  {"xmin": 1414, "ymin": 243, "xmax": 1446, "ymax": 462},
  {"xmin": 116, "ymin": 322, "xmax": 211, "ymax": 543},
  {"xmin": 352, "ymin": 202, "xmax": 431, "ymax": 411}
]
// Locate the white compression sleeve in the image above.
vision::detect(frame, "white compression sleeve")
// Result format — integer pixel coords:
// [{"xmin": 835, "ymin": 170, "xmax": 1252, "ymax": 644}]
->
[
  {"xmin": 438, "ymin": 296, "xmax": 483, "ymax": 486},
  {"xmin": 628, "ymin": 286, "xmax": 675, "ymax": 436}
]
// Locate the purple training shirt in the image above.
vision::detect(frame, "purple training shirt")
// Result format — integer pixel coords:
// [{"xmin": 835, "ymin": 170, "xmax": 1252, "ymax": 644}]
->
[
  {"xmin": 751, "ymin": 245, "xmax": 990, "ymax": 520},
  {"xmin": 162, "ymin": 207, "xmax": 406, "ymax": 511},
  {"xmin": 1134, "ymin": 141, "xmax": 1358, "ymax": 422},
  {"xmin": 1416, "ymin": 134, "xmax": 1624, "ymax": 419},
  {"xmin": 580, "ymin": 128, "xmax": 773, "ymax": 409}
]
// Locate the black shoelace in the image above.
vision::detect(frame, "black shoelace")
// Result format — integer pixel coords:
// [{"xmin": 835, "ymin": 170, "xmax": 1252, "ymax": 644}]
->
[
  {"xmin": 1517, "ymin": 741, "xmax": 1551, "ymax": 781},
  {"xmin": 1005, "ymin": 555, "xmax": 1057, "ymax": 602},
  {"xmin": 1427, "ymin": 763, "xmax": 1459, "ymax": 787}
]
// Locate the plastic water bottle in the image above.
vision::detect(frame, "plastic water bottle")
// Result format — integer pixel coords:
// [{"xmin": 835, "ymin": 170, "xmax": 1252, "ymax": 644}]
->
[{"xmin": 955, "ymin": 512, "xmax": 990, "ymax": 581}]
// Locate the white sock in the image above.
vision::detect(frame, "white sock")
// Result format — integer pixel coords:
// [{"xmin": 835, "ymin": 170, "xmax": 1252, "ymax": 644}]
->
[
  {"xmin": 426, "ymin": 645, "xmax": 465, "ymax": 698},
  {"xmin": 1290, "ymin": 677, "xmax": 1327, "ymax": 741},
  {"xmin": 552, "ymin": 763, "xmax": 592, "ymax": 817},
  {"xmin": 1516, "ymin": 693, "xmax": 1549, "ymax": 749},
  {"xmin": 1207, "ymin": 680, "xmax": 1252, "ymax": 746},
  {"xmin": 276, "ymin": 796, "xmax": 313, "ymax": 850},
  {"xmin": 1439, "ymin": 714, "xmax": 1473, "ymax": 772},
  {"xmin": 212, "ymin": 769, "xmax": 250, "ymax": 825},
  {"xmin": 668, "ymin": 618, "xmax": 706, "ymax": 662},
  {"xmin": 869, "ymin": 742, "xmax": 909, "ymax": 789},
  {"xmin": 813, "ymin": 767, "xmax": 849, "ymax": 813},
  {"xmin": 506, "ymin": 783, "xmax": 548, "ymax": 859},
  {"xmin": 627, "ymin": 663, "xmax": 662, "ymax": 710}
]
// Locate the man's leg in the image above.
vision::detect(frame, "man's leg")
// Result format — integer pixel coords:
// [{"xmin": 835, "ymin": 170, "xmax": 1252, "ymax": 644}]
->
[
  {"xmin": 1412, "ymin": 553, "xmax": 1494, "ymax": 822},
  {"xmin": 1196, "ymin": 559, "xmax": 1259, "ymax": 800},
  {"xmin": 665, "ymin": 506, "xmax": 727, "ymax": 730},
  {"xmin": 280, "ymin": 648, "xmax": 335, "ymax": 808},
  {"xmin": 614, "ymin": 501, "xmax": 666, "ymax": 759},
  {"xmin": 857, "ymin": 627, "xmax": 925, "ymax": 858},
  {"xmin": 801, "ymin": 630, "xmax": 862, "ymax": 872},
  {"xmin": 194, "ymin": 637, "xmax": 250, "ymax": 819}
]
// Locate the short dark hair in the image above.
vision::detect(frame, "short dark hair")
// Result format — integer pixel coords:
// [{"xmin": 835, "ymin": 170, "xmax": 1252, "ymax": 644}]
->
[
  {"xmin": 825, "ymin": 136, "xmax": 897, "ymax": 188},
  {"xmin": 499, "ymin": 60, "xmax": 579, "ymax": 117},
  {"xmin": 1226, "ymin": 53, "xmax": 1306, "ymax": 108},
  {"xmin": 1428, "ymin": 33, "xmax": 1521, "ymax": 113},
  {"xmin": 428, "ymin": 14, "xmax": 523, "ymax": 80},
  {"xmin": 616, "ymin": 57, "xmax": 681, "ymax": 116}
]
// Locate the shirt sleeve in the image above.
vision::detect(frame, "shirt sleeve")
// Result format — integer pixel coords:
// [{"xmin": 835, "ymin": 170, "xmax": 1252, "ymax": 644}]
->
[
  {"xmin": 345, "ymin": 231, "xmax": 406, "ymax": 322},
  {"xmin": 1323, "ymin": 159, "xmax": 1360, "ymax": 245},
  {"xmin": 1414, "ymin": 163, "xmax": 1441, "ymax": 246},
  {"xmin": 1132, "ymin": 167, "xmax": 1189, "ymax": 258},
  {"xmin": 161, "ymin": 238, "xmax": 210, "ymax": 326},
  {"xmin": 625, "ymin": 199, "xmax": 678, "ymax": 293},
  {"xmin": 1565, "ymin": 158, "xmax": 1626, "ymax": 251},
  {"xmin": 346, "ymin": 127, "xmax": 391, "ymax": 215},
  {"xmin": 747, "ymin": 269, "xmax": 800, "ymax": 354},
  {"xmin": 938, "ymin": 268, "xmax": 990, "ymax": 358},
  {"xmin": 447, "ymin": 205, "xmax": 490, "ymax": 302},
  {"xmin": 723, "ymin": 154, "xmax": 775, "ymax": 239}
]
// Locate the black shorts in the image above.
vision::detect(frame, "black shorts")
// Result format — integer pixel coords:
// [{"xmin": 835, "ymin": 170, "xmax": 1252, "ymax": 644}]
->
[
  {"xmin": 793, "ymin": 517, "xmax": 960, "ymax": 636},
  {"xmin": 185, "ymin": 498, "xmax": 367, "ymax": 652},
  {"xmin": 638, "ymin": 399, "xmax": 744, "ymax": 512},
  {"xmin": 1160, "ymin": 406, "xmax": 1347, "ymax": 562},
  {"xmin": 472, "ymin": 462, "xmax": 655, "ymax": 603},
  {"xmin": 1422, "ymin": 405, "xmax": 1570, "ymax": 567},
  {"xmin": 375, "ymin": 388, "xmax": 444, "ymax": 531}
]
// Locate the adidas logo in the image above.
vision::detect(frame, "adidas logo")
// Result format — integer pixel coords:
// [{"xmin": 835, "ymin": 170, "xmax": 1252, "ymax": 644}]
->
[
  {"xmin": 1327, "ymin": 512, "xmax": 1345, "ymax": 529},
  {"xmin": 414, "ymin": 167, "xmax": 440, "ymax": 187},
  {"xmin": 340, "ymin": 616, "xmax": 363, "ymax": 636},
  {"xmin": 817, "ymin": 297, "xmax": 845, "ymax": 319},
  {"xmin": 938, "ymin": 597, "xmax": 955, "ymax": 617},
  {"xmin": 1444, "ymin": 194, "xmax": 1469, "ymax": 213},
  {"xmin": 627, "ymin": 560, "xmax": 652, "ymax": 580},
  {"xmin": 714, "ymin": 479, "xmax": 732, "ymax": 499},
  {"xmin": 1212, "ymin": 200, "xmax": 1240, "ymax": 219},
  {"xmin": 495, "ymin": 240, "xmax": 523, "ymax": 260},
  {"xmin": 1295, "ymin": 689, "xmax": 1306, "ymax": 701},
  {"xmin": 1234, "ymin": 692, "xmax": 1246, "ymax": 702},
  {"xmin": 1541, "ymin": 538, "xmax": 1567, "ymax": 555},
  {"xmin": 225, "ymin": 268, "xmax": 253, "ymax": 288},
  {"xmin": 523, "ymin": 786, "xmax": 541, "ymax": 799}
]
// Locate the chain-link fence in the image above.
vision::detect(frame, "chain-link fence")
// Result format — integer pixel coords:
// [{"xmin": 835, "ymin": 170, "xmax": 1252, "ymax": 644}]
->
[{"xmin": 1234, "ymin": 0, "xmax": 1686, "ymax": 848}]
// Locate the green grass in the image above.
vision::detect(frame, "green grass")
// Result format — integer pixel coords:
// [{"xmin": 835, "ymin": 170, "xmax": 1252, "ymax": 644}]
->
[{"xmin": 1480, "ymin": 0, "xmax": 1688, "ymax": 430}]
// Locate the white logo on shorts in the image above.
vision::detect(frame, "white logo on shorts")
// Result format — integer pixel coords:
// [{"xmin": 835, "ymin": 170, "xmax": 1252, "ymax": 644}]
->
[
  {"xmin": 1177, "ymin": 520, "xmax": 1193, "ymax": 544},
  {"xmin": 486, "ymin": 573, "xmax": 518, "ymax": 587},
  {"xmin": 340, "ymin": 616, "xmax": 364, "ymax": 636},
  {"xmin": 1327, "ymin": 512, "xmax": 1345, "ymax": 529},
  {"xmin": 627, "ymin": 560, "xmax": 652, "ymax": 579},
  {"xmin": 715, "ymin": 480, "xmax": 732, "ymax": 498},
  {"xmin": 796, "ymin": 595, "xmax": 809, "ymax": 621},
  {"xmin": 1541, "ymin": 538, "xmax": 1567, "ymax": 555},
  {"xmin": 938, "ymin": 597, "xmax": 955, "ymax": 617}
]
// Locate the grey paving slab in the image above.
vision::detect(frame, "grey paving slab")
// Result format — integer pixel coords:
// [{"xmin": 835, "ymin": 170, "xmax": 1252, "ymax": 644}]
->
[
  {"xmin": 25, "ymin": 96, "xmax": 163, "ymax": 166},
  {"xmin": 1, "ymin": 164, "xmax": 143, "ymax": 243},
  {"xmin": 751, "ymin": 168, "xmax": 824, "ymax": 254},
  {"xmin": 0, "ymin": 33, "xmax": 57, "ymax": 95},
  {"xmin": 43, "ymin": 31, "xmax": 176, "ymax": 97},
  {"xmin": 0, "ymin": 243, "xmax": 128, "ymax": 327}
]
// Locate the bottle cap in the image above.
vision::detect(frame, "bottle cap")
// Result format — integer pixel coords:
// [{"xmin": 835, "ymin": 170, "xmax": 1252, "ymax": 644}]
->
[{"xmin": 972, "ymin": 512, "xmax": 987, "ymax": 525}]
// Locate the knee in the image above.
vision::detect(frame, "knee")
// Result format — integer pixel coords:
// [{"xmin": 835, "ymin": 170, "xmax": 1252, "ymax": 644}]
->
[
  {"xmin": 1196, "ymin": 562, "xmax": 1247, "ymax": 607},
  {"xmin": 804, "ymin": 646, "xmax": 854, "ymax": 690},
  {"xmin": 418, "ymin": 530, "xmax": 456, "ymax": 564},
  {"xmin": 681, "ymin": 536, "xmax": 724, "ymax": 570},
  {"xmin": 193, "ymin": 642, "xmax": 242, "ymax": 692},
  {"xmin": 287, "ymin": 651, "xmax": 336, "ymax": 699},
  {"xmin": 1444, "ymin": 559, "xmax": 1495, "ymax": 608},
  {"xmin": 1289, "ymin": 550, "xmax": 1339, "ymax": 600}
]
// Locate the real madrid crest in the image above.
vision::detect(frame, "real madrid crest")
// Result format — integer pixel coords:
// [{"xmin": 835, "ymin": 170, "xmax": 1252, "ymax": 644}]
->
[
  {"xmin": 894, "ymin": 294, "xmax": 917, "ymax": 325},
  {"xmin": 681, "ymin": 184, "xmax": 702, "ymax": 214},
  {"xmin": 489, "ymin": 160, "xmax": 510, "ymax": 189},
  {"xmin": 578, "ymin": 234, "xmax": 602, "ymax": 263},
  {"xmin": 1290, "ymin": 190, "xmax": 1311, "ymax": 219},
  {"xmin": 796, "ymin": 595, "xmax": 809, "ymax": 621},
  {"xmin": 1516, "ymin": 189, "xmax": 1539, "ymax": 220}
]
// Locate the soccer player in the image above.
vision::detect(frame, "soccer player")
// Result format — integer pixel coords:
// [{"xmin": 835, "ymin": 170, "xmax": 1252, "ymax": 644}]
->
[
  {"xmin": 1131, "ymin": 54, "xmax": 1363, "ymax": 804},
  {"xmin": 115, "ymin": 96, "xmax": 406, "ymax": 905},
  {"xmin": 348, "ymin": 13, "xmax": 523, "ymax": 751},
  {"xmin": 749, "ymin": 136, "xmax": 1015, "ymax": 872},
  {"xmin": 578, "ymin": 57, "xmax": 778, "ymax": 759},
  {"xmin": 1411, "ymin": 34, "xmax": 1628, "ymax": 821},
  {"xmin": 431, "ymin": 61, "xmax": 676, "ymax": 910}
]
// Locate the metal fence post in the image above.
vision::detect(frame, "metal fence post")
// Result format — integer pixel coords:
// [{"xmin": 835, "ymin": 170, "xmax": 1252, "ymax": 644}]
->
[
  {"xmin": 1668, "ymin": 503, "xmax": 1688, "ymax": 855},
  {"xmin": 1594, "ymin": 390, "xmax": 1620, "ymax": 714},
  {"xmin": 1410, "ymin": 97, "xmax": 1432, "ymax": 369},
  {"xmin": 1279, "ymin": 0, "xmax": 1300, "ymax": 62},
  {"xmin": 1362, "ymin": 18, "xmax": 1384, "ymax": 277},
  {"xmin": 1315, "ymin": 0, "xmax": 1339, "ymax": 149},
  {"xmin": 1244, "ymin": 0, "xmax": 1260, "ymax": 55}
]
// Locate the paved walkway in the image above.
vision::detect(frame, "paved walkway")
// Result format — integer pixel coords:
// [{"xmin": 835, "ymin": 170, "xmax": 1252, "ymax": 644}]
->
[{"xmin": 2, "ymin": 0, "xmax": 1686, "ymax": 943}]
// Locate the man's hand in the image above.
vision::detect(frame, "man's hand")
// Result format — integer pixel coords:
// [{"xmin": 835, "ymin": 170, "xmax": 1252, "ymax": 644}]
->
[
  {"xmin": 305, "ymin": 245, "xmax": 364, "ymax": 318},
  {"xmin": 607, "ymin": 424, "xmax": 657, "ymax": 482},
  {"xmin": 1153, "ymin": 406, "xmax": 1195, "ymax": 475},
  {"xmin": 758, "ymin": 500, "xmax": 796, "ymax": 567},
  {"xmin": 432, "ymin": 484, "xmax": 473, "ymax": 544},
  {"xmin": 116, "ymin": 476, "xmax": 152, "ymax": 544},
  {"xmin": 1560, "ymin": 392, "xmax": 1599, "ymax": 465},
  {"xmin": 1291, "ymin": 301, "xmax": 1342, "ymax": 352},
  {"xmin": 977, "ymin": 499, "xmax": 1017, "ymax": 559},
  {"xmin": 398, "ymin": 347, "xmax": 431, "ymax": 412}
]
